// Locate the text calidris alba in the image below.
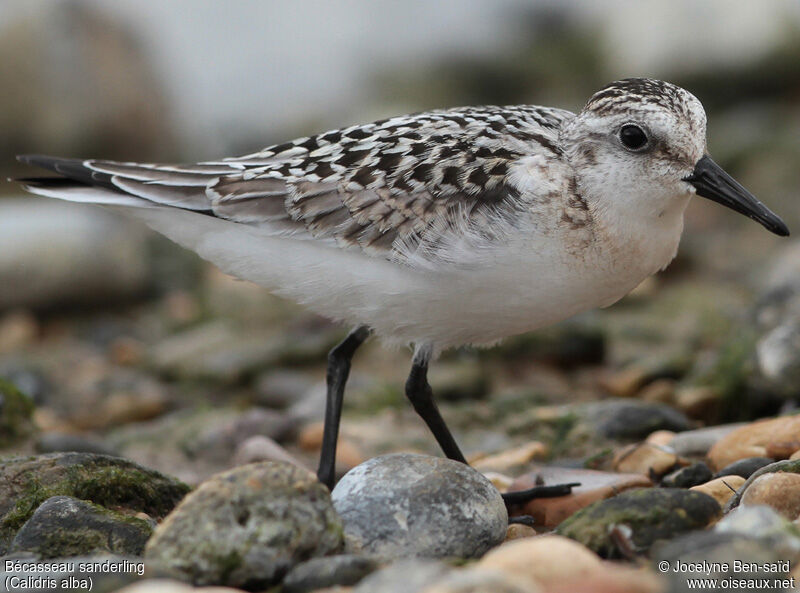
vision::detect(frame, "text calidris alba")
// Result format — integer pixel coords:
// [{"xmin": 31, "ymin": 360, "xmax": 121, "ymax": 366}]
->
[{"xmin": 15, "ymin": 78, "xmax": 789, "ymax": 506}]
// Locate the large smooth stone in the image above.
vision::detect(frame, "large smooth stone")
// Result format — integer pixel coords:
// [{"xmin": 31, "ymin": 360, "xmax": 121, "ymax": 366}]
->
[{"xmin": 332, "ymin": 454, "xmax": 507, "ymax": 558}]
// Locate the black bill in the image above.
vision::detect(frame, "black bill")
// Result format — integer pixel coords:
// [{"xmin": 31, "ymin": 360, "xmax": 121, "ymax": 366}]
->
[{"xmin": 684, "ymin": 155, "xmax": 789, "ymax": 237}]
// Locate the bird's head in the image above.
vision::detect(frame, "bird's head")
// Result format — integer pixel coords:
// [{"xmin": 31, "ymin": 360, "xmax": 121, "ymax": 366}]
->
[{"xmin": 561, "ymin": 78, "xmax": 788, "ymax": 237}]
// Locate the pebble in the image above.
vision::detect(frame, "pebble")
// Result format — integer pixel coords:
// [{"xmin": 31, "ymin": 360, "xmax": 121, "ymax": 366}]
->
[
  {"xmin": 478, "ymin": 535, "xmax": 602, "ymax": 590},
  {"xmin": 555, "ymin": 488, "xmax": 721, "ymax": 558},
  {"xmin": 716, "ymin": 505, "xmax": 800, "ymax": 547},
  {"xmin": 470, "ymin": 442, "xmax": 548, "ymax": 473},
  {"xmin": 612, "ymin": 443, "xmax": 680, "ymax": 477},
  {"xmin": 637, "ymin": 379, "xmax": 676, "ymax": 404},
  {"xmin": 581, "ymin": 399, "xmax": 691, "ymax": 441},
  {"xmin": 418, "ymin": 567, "xmax": 535, "ymax": 593},
  {"xmin": 654, "ymin": 531, "xmax": 791, "ymax": 592},
  {"xmin": 690, "ymin": 476, "xmax": 745, "ymax": 507},
  {"xmin": 145, "ymin": 462, "xmax": 343, "ymax": 589},
  {"xmin": 740, "ymin": 472, "xmax": 800, "ymax": 519},
  {"xmin": 231, "ymin": 435, "xmax": 308, "ymax": 469},
  {"xmin": 0, "ymin": 199, "xmax": 150, "ymax": 310},
  {"xmin": 713, "ymin": 456, "xmax": 775, "ymax": 479},
  {"xmin": 282, "ymin": 555, "xmax": 380, "ymax": 593},
  {"xmin": 708, "ymin": 416, "xmax": 800, "ymax": 470},
  {"xmin": 331, "ymin": 454, "xmax": 507, "ymax": 558},
  {"xmin": 756, "ymin": 320, "xmax": 800, "ymax": 392},
  {"xmin": 189, "ymin": 407, "xmax": 296, "ymax": 462},
  {"xmin": 504, "ymin": 524, "xmax": 537, "ymax": 541},
  {"xmin": 115, "ymin": 581, "xmax": 245, "ymax": 593},
  {"xmin": 661, "ymin": 462, "xmax": 712, "ymax": 488},
  {"xmin": 645, "ymin": 430, "xmax": 675, "ymax": 447},
  {"xmin": 352, "ymin": 559, "xmax": 452, "ymax": 593},
  {"xmin": 34, "ymin": 432, "xmax": 120, "ymax": 456},
  {"xmin": 149, "ymin": 321, "xmax": 294, "ymax": 382},
  {"xmin": 598, "ymin": 367, "xmax": 649, "ymax": 397},
  {"xmin": 0, "ymin": 453, "xmax": 189, "ymax": 555},
  {"xmin": 543, "ymin": 565, "xmax": 663, "ymax": 593},
  {"xmin": 508, "ymin": 466, "xmax": 652, "ymax": 528},
  {"xmin": 105, "ymin": 407, "xmax": 296, "ymax": 484},
  {"xmin": 674, "ymin": 385, "xmax": 719, "ymax": 419},
  {"xmin": 297, "ymin": 421, "xmax": 365, "ymax": 473},
  {"xmin": 255, "ymin": 369, "xmax": 315, "ymax": 409},
  {"xmin": 9, "ymin": 496, "xmax": 152, "ymax": 558},
  {"xmin": 427, "ymin": 360, "xmax": 490, "ymax": 401},
  {"xmin": 667, "ymin": 423, "xmax": 746, "ymax": 457}
]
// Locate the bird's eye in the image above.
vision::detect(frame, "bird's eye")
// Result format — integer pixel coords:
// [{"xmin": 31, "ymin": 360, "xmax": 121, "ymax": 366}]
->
[{"xmin": 619, "ymin": 124, "xmax": 648, "ymax": 151}]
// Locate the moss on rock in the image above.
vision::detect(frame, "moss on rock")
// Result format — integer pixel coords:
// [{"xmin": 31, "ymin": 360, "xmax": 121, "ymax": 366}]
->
[
  {"xmin": 556, "ymin": 488, "xmax": 721, "ymax": 558},
  {"xmin": 9, "ymin": 495, "xmax": 153, "ymax": 558},
  {"xmin": 0, "ymin": 378, "xmax": 35, "ymax": 447},
  {"xmin": 0, "ymin": 453, "xmax": 190, "ymax": 554}
]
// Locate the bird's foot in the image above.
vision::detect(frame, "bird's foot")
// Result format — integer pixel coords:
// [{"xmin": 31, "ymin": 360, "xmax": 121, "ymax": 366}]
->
[
  {"xmin": 502, "ymin": 482, "xmax": 580, "ymax": 508},
  {"xmin": 507, "ymin": 514, "xmax": 536, "ymax": 528}
]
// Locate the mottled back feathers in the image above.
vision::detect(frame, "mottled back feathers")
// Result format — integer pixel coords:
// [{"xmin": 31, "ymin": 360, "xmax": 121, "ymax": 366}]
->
[{"xmin": 20, "ymin": 104, "xmax": 574, "ymax": 261}]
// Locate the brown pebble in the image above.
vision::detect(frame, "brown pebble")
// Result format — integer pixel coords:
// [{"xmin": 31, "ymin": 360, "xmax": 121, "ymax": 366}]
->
[
  {"xmin": 508, "ymin": 466, "xmax": 652, "ymax": 528},
  {"xmin": 690, "ymin": 475, "xmax": 745, "ymax": 507},
  {"xmin": 613, "ymin": 443, "xmax": 680, "ymax": 477},
  {"xmin": 741, "ymin": 472, "xmax": 800, "ymax": 520},
  {"xmin": 675, "ymin": 386, "xmax": 719, "ymax": 419},
  {"xmin": 297, "ymin": 421, "xmax": 363, "ymax": 470},
  {"xmin": 470, "ymin": 442, "xmax": 549, "ymax": 472},
  {"xmin": 478, "ymin": 535, "xmax": 602, "ymax": 590},
  {"xmin": 544, "ymin": 564, "xmax": 664, "ymax": 593},
  {"xmin": 638, "ymin": 379, "xmax": 676, "ymax": 404},
  {"xmin": 504, "ymin": 523, "xmax": 538, "ymax": 541},
  {"xmin": 646, "ymin": 430, "xmax": 676, "ymax": 447},
  {"xmin": 298, "ymin": 421, "xmax": 325, "ymax": 450},
  {"xmin": 483, "ymin": 471, "xmax": 514, "ymax": 493},
  {"xmin": 708, "ymin": 416, "xmax": 800, "ymax": 470},
  {"xmin": 598, "ymin": 367, "xmax": 648, "ymax": 397}
]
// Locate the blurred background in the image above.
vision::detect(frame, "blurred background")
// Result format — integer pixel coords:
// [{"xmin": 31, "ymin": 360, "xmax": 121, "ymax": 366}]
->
[{"xmin": 0, "ymin": 0, "xmax": 799, "ymax": 484}]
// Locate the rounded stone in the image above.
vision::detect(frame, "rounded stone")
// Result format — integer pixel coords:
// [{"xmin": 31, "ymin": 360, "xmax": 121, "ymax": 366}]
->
[
  {"xmin": 661, "ymin": 462, "xmax": 713, "ymax": 488},
  {"xmin": 145, "ymin": 462, "xmax": 343, "ymax": 589},
  {"xmin": 331, "ymin": 454, "xmax": 507, "ymax": 559},
  {"xmin": 690, "ymin": 476, "xmax": 746, "ymax": 507},
  {"xmin": 9, "ymin": 495, "xmax": 152, "ymax": 558},
  {"xmin": 741, "ymin": 472, "xmax": 800, "ymax": 520},
  {"xmin": 478, "ymin": 535, "xmax": 602, "ymax": 590},
  {"xmin": 555, "ymin": 488, "xmax": 721, "ymax": 558},
  {"xmin": 713, "ymin": 457, "xmax": 775, "ymax": 480}
]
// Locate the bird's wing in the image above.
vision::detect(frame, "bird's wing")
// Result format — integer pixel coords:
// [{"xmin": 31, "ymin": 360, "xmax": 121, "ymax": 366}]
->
[{"xmin": 18, "ymin": 104, "xmax": 573, "ymax": 264}]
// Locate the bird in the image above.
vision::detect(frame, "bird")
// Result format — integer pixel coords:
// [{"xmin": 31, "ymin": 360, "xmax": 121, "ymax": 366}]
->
[{"xmin": 14, "ymin": 78, "xmax": 789, "ymax": 510}]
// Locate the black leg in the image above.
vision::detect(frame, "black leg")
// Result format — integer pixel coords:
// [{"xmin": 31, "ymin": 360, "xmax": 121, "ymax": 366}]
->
[
  {"xmin": 404, "ymin": 345, "xmax": 467, "ymax": 464},
  {"xmin": 317, "ymin": 325, "xmax": 370, "ymax": 489},
  {"xmin": 404, "ymin": 345, "xmax": 579, "ymax": 515},
  {"xmin": 501, "ymin": 483, "xmax": 580, "ymax": 506}
]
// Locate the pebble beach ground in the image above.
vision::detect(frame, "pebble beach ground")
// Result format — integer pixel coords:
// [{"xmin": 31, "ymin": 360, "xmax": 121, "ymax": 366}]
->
[{"xmin": 1, "ymin": 199, "xmax": 800, "ymax": 593}]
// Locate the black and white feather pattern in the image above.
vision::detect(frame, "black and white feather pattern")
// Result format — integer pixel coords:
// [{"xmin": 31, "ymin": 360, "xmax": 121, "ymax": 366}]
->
[{"xmin": 19, "ymin": 104, "xmax": 573, "ymax": 259}]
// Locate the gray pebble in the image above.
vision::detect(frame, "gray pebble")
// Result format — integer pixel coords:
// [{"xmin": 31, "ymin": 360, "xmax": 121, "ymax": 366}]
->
[
  {"xmin": 9, "ymin": 496, "xmax": 151, "ymax": 559},
  {"xmin": 332, "ymin": 454, "xmax": 507, "ymax": 559},
  {"xmin": 282, "ymin": 554, "xmax": 379, "ymax": 593}
]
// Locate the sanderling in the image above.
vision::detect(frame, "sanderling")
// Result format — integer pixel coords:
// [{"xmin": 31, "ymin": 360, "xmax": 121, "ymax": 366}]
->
[{"xmin": 15, "ymin": 78, "xmax": 789, "ymax": 506}]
